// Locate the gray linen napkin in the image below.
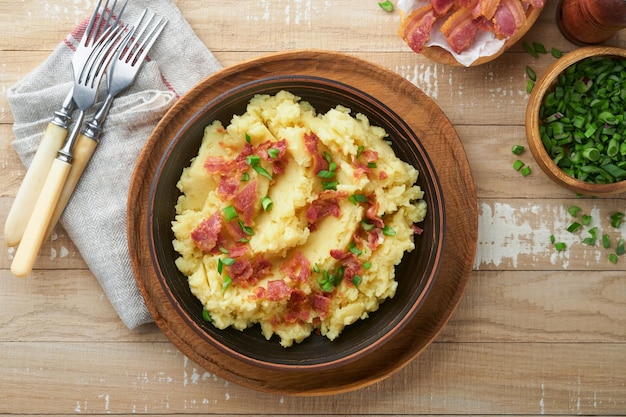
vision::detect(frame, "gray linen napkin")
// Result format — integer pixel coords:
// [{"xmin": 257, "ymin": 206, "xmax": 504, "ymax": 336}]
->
[{"xmin": 7, "ymin": 1, "xmax": 221, "ymax": 329}]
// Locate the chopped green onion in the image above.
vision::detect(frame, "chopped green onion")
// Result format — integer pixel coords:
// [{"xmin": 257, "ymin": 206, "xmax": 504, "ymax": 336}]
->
[
  {"xmin": 268, "ymin": 148, "xmax": 280, "ymax": 158},
  {"xmin": 550, "ymin": 234, "xmax": 556, "ymax": 244},
  {"xmin": 241, "ymin": 172, "xmax": 250, "ymax": 181},
  {"xmin": 246, "ymin": 155, "xmax": 260, "ymax": 166},
  {"xmin": 382, "ymin": 225, "xmax": 396, "ymax": 236},
  {"xmin": 245, "ymin": 133, "xmax": 251, "ymax": 144},
  {"xmin": 222, "ymin": 256, "xmax": 235, "ymax": 266},
  {"xmin": 610, "ymin": 212, "xmax": 624, "ymax": 228},
  {"xmin": 513, "ymin": 160, "xmax": 525, "ymax": 171},
  {"xmin": 523, "ymin": 42, "xmax": 538, "ymax": 58},
  {"xmin": 568, "ymin": 206, "xmax": 582, "ymax": 217},
  {"xmin": 223, "ymin": 205, "xmax": 238, "ymax": 221},
  {"xmin": 361, "ymin": 220, "xmax": 375, "ymax": 232},
  {"xmin": 253, "ymin": 165, "xmax": 273, "ymax": 180},
  {"xmin": 616, "ymin": 239, "xmax": 625, "ymax": 255},
  {"xmin": 317, "ymin": 170, "xmax": 335, "ymax": 179},
  {"xmin": 567, "ymin": 222, "xmax": 582, "ymax": 233},
  {"xmin": 202, "ymin": 308, "xmax": 212, "ymax": 322},
  {"xmin": 551, "ymin": 47, "xmax": 563, "ymax": 58},
  {"xmin": 512, "ymin": 145, "xmax": 525, "ymax": 155},
  {"xmin": 378, "ymin": 0, "xmax": 394, "ymax": 12},
  {"xmin": 581, "ymin": 214, "xmax": 592, "ymax": 226},
  {"xmin": 349, "ymin": 194, "xmax": 368, "ymax": 205},
  {"xmin": 533, "ymin": 42, "xmax": 547, "ymax": 54},
  {"xmin": 322, "ymin": 181, "xmax": 338, "ymax": 191},
  {"xmin": 609, "ymin": 253, "xmax": 619, "ymax": 264},
  {"xmin": 313, "ymin": 263, "xmax": 320, "ymax": 273},
  {"xmin": 352, "ymin": 275, "xmax": 362, "ymax": 287},
  {"xmin": 238, "ymin": 220, "xmax": 254, "ymax": 236},
  {"xmin": 328, "ymin": 162, "xmax": 337, "ymax": 172},
  {"xmin": 555, "ymin": 242, "xmax": 567, "ymax": 251},
  {"xmin": 362, "ymin": 261, "xmax": 372, "ymax": 270},
  {"xmin": 521, "ymin": 166, "xmax": 532, "ymax": 176},
  {"xmin": 356, "ymin": 145, "xmax": 365, "ymax": 159},
  {"xmin": 349, "ymin": 241, "xmax": 362, "ymax": 256},
  {"xmin": 367, "ymin": 162, "xmax": 377, "ymax": 168},
  {"xmin": 222, "ymin": 275, "xmax": 232, "ymax": 293},
  {"xmin": 526, "ymin": 80, "xmax": 535, "ymax": 93},
  {"xmin": 602, "ymin": 234, "xmax": 611, "ymax": 248},
  {"xmin": 526, "ymin": 66, "xmax": 537, "ymax": 82},
  {"xmin": 538, "ymin": 55, "xmax": 626, "ymax": 184},
  {"xmin": 323, "ymin": 151, "xmax": 332, "ymax": 164},
  {"xmin": 261, "ymin": 196, "xmax": 273, "ymax": 211}
]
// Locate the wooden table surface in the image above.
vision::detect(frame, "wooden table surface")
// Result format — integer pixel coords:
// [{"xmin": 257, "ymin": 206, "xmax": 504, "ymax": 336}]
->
[{"xmin": 1, "ymin": 0, "xmax": 625, "ymax": 415}]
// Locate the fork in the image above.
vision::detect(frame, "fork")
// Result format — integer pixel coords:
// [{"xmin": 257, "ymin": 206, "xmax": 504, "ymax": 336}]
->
[
  {"xmin": 45, "ymin": 10, "xmax": 168, "ymax": 238},
  {"xmin": 4, "ymin": 0, "xmax": 127, "ymax": 248},
  {"xmin": 11, "ymin": 25, "xmax": 129, "ymax": 278}
]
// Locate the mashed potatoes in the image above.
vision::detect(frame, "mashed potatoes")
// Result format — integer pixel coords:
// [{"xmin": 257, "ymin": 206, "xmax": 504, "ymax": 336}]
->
[{"xmin": 172, "ymin": 90, "xmax": 427, "ymax": 347}]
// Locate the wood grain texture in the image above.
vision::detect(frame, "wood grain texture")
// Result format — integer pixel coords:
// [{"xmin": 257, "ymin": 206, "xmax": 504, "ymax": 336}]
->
[{"xmin": 1, "ymin": 0, "xmax": 626, "ymax": 414}]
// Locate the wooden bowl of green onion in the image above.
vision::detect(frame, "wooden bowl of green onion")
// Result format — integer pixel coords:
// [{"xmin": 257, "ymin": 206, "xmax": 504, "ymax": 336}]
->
[{"xmin": 526, "ymin": 46, "xmax": 626, "ymax": 196}]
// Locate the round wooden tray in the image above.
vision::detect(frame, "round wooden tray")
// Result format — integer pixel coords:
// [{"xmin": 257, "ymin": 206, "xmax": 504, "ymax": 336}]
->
[{"xmin": 127, "ymin": 50, "xmax": 478, "ymax": 395}]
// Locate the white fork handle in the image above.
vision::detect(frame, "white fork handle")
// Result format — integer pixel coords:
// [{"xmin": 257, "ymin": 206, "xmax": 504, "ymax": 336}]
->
[
  {"xmin": 45, "ymin": 133, "xmax": 98, "ymax": 239},
  {"xmin": 11, "ymin": 158, "xmax": 72, "ymax": 278},
  {"xmin": 4, "ymin": 123, "xmax": 68, "ymax": 247}
]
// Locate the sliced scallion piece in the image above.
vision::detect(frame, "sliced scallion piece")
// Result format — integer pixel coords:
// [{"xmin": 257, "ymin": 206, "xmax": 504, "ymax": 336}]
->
[
  {"xmin": 223, "ymin": 205, "xmax": 238, "ymax": 221},
  {"xmin": 378, "ymin": 0, "xmax": 394, "ymax": 12},
  {"xmin": 261, "ymin": 196, "xmax": 273, "ymax": 211}
]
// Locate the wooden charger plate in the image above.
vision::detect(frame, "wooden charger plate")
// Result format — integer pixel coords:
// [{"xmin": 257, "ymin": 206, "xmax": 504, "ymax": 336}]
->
[{"xmin": 127, "ymin": 50, "xmax": 478, "ymax": 395}]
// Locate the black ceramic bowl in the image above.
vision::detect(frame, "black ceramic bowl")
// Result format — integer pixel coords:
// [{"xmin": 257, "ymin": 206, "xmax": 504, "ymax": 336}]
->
[{"xmin": 146, "ymin": 75, "xmax": 445, "ymax": 371}]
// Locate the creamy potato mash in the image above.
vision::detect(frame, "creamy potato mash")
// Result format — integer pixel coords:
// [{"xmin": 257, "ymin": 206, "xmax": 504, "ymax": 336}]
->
[{"xmin": 171, "ymin": 91, "xmax": 427, "ymax": 347}]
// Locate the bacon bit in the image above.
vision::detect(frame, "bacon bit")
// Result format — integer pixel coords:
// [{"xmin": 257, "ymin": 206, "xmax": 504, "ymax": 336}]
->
[
  {"xmin": 191, "ymin": 212, "xmax": 222, "ymax": 253},
  {"xmin": 360, "ymin": 149, "xmax": 379, "ymax": 163},
  {"xmin": 398, "ymin": 5, "xmax": 438, "ymax": 53},
  {"xmin": 204, "ymin": 156, "xmax": 234, "ymax": 174},
  {"xmin": 364, "ymin": 196, "xmax": 384, "ymax": 229},
  {"xmin": 254, "ymin": 286, "xmax": 266, "ymax": 299},
  {"xmin": 234, "ymin": 179, "xmax": 258, "ymax": 224},
  {"xmin": 352, "ymin": 161, "xmax": 372, "ymax": 179},
  {"xmin": 280, "ymin": 251, "xmax": 311, "ymax": 282},
  {"xmin": 412, "ymin": 224, "xmax": 425, "ymax": 235},
  {"xmin": 379, "ymin": 170, "xmax": 388, "ymax": 180},
  {"xmin": 228, "ymin": 258, "xmax": 254, "ymax": 287},
  {"xmin": 217, "ymin": 175, "xmax": 240, "ymax": 199},
  {"xmin": 330, "ymin": 249, "xmax": 362, "ymax": 281},
  {"xmin": 267, "ymin": 279, "xmax": 291, "ymax": 301},
  {"xmin": 310, "ymin": 293, "xmax": 331, "ymax": 316},
  {"xmin": 304, "ymin": 132, "xmax": 329, "ymax": 174},
  {"xmin": 367, "ymin": 228, "xmax": 385, "ymax": 250},
  {"xmin": 251, "ymin": 256, "xmax": 272, "ymax": 278},
  {"xmin": 306, "ymin": 192, "xmax": 342, "ymax": 226}
]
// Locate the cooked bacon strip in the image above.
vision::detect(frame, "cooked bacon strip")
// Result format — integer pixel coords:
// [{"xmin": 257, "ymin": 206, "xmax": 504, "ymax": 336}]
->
[
  {"xmin": 430, "ymin": 0, "xmax": 456, "ymax": 16},
  {"xmin": 364, "ymin": 195, "xmax": 384, "ymax": 229},
  {"xmin": 440, "ymin": 6, "xmax": 479, "ymax": 54},
  {"xmin": 472, "ymin": 0, "xmax": 500, "ymax": 20},
  {"xmin": 398, "ymin": 5, "xmax": 438, "ymax": 54},
  {"xmin": 204, "ymin": 156, "xmax": 235, "ymax": 174},
  {"xmin": 303, "ymin": 132, "xmax": 329, "ymax": 174},
  {"xmin": 521, "ymin": 0, "xmax": 544, "ymax": 8},
  {"xmin": 280, "ymin": 251, "xmax": 311, "ymax": 282},
  {"xmin": 492, "ymin": 0, "xmax": 526, "ymax": 38},
  {"xmin": 191, "ymin": 212, "xmax": 222, "ymax": 253}
]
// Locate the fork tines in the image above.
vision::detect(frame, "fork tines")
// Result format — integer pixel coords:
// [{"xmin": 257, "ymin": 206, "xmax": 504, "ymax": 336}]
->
[{"xmin": 121, "ymin": 10, "xmax": 168, "ymax": 66}]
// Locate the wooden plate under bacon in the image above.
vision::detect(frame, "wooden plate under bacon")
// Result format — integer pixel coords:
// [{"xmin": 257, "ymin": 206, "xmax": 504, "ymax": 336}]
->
[{"xmin": 398, "ymin": 0, "xmax": 546, "ymax": 66}]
